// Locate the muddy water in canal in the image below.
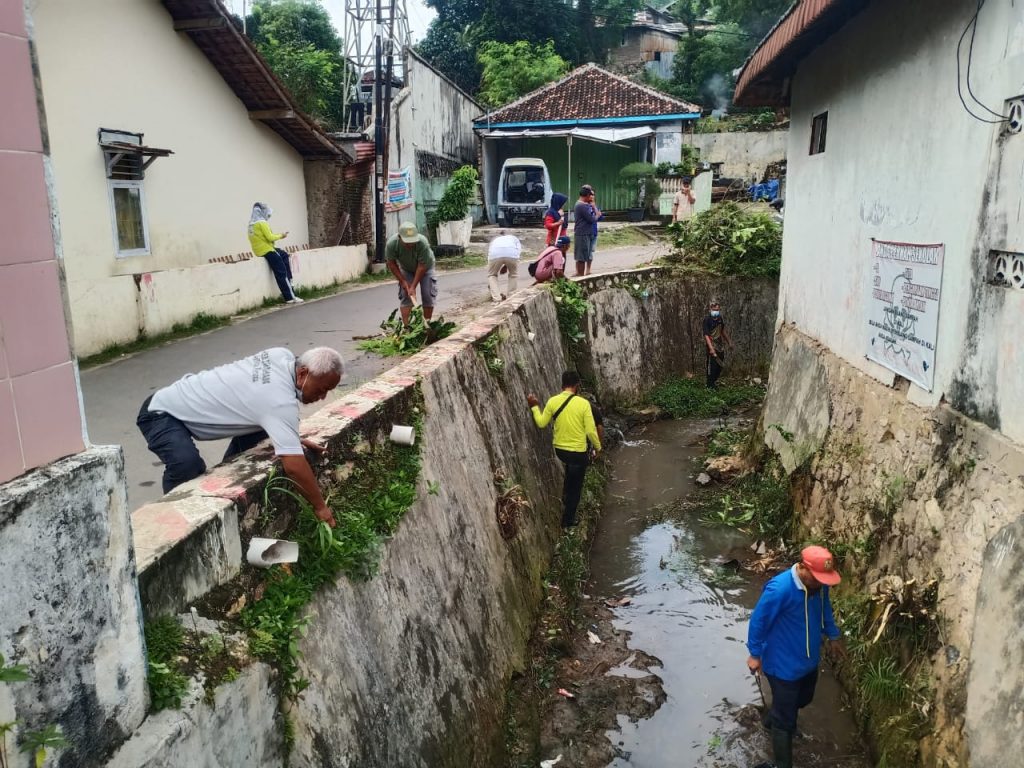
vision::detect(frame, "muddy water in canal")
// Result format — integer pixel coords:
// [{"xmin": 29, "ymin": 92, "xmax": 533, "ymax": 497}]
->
[{"xmin": 590, "ymin": 419, "xmax": 869, "ymax": 768}]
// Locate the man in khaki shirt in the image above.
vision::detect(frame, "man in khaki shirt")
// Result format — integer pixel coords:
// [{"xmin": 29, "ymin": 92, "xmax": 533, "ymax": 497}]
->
[{"xmin": 672, "ymin": 177, "xmax": 696, "ymax": 222}]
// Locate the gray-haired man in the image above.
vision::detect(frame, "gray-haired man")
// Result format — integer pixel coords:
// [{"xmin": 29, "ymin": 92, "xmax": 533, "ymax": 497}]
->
[{"xmin": 137, "ymin": 347, "xmax": 344, "ymax": 526}]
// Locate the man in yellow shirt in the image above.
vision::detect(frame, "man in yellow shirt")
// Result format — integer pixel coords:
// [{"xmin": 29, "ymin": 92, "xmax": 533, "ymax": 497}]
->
[
  {"xmin": 527, "ymin": 371, "xmax": 602, "ymax": 527},
  {"xmin": 248, "ymin": 202, "xmax": 302, "ymax": 304}
]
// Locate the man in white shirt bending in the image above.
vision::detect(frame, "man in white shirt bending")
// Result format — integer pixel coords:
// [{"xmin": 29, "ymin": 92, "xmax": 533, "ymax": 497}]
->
[
  {"xmin": 487, "ymin": 234, "xmax": 522, "ymax": 302},
  {"xmin": 136, "ymin": 347, "xmax": 344, "ymax": 526}
]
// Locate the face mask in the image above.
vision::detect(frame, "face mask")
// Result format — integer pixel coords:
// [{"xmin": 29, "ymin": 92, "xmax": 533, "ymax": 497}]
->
[{"xmin": 711, "ymin": 310, "xmax": 720, "ymax": 317}]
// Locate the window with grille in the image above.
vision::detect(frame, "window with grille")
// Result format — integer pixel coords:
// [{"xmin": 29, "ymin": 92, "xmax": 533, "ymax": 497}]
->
[
  {"xmin": 809, "ymin": 111, "xmax": 828, "ymax": 155},
  {"xmin": 98, "ymin": 129, "xmax": 170, "ymax": 258}
]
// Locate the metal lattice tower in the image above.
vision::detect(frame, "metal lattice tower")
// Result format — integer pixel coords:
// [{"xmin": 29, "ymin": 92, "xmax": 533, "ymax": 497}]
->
[{"xmin": 341, "ymin": 0, "xmax": 410, "ymax": 126}]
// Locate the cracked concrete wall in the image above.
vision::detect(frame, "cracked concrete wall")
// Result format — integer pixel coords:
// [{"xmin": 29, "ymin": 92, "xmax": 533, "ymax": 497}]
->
[
  {"xmin": 0, "ymin": 447, "xmax": 146, "ymax": 768},
  {"xmin": 765, "ymin": 324, "xmax": 1024, "ymax": 767},
  {"xmin": 583, "ymin": 269, "xmax": 778, "ymax": 405},
  {"xmin": 106, "ymin": 664, "xmax": 281, "ymax": 768}
]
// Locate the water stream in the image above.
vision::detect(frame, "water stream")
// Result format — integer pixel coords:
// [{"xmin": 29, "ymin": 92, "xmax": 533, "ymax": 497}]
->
[{"xmin": 590, "ymin": 419, "xmax": 869, "ymax": 768}]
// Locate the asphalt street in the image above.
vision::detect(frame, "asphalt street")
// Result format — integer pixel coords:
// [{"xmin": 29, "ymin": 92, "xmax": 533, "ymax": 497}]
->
[{"xmin": 80, "ymin": 241, "xmax": 664, "ymax": 508}]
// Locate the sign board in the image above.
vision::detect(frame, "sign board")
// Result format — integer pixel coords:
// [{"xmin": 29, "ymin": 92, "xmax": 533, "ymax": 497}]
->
[
  {"xmin": 866, "ymin": 240, "xmax": 944, "ymax": 390},
  {"xmin": 385, "ymin": 167, "xmax": 413, "ymax": 212}
]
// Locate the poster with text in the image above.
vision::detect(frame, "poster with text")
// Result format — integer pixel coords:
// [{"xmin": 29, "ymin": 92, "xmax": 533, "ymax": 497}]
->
[
  {"xmin": 866, "ymin": 240, "xmax": 944, "ymax": 390},
  {"xmin": 385, "ymin": 167, "xmax": 413, "ymax": 212}
]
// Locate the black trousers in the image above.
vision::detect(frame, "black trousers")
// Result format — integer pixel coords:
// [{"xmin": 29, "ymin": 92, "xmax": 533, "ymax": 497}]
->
[
  {"xmin": 555, "ymin": 448, "xmax": 590, "ymax": 527},
  {"xmin": 766, "ymin": 669, "xmax": 819, "ymax": 733},
  {"xmin": 264, "ymin": 248, "xmax": 295, "ymax": 300},
  {"xmin": 137, "ymin": 396, "xmax": 267, "ymax": 493},
  {"xmin": 706, "ymin": 352, "xmax": 723, "ymax": 388}
]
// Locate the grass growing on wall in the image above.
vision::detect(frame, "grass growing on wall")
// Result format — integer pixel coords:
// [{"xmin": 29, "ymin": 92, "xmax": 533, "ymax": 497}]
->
[{"xmin": 241, "ymin": 423, "xmax": 423, "ymax": 700}]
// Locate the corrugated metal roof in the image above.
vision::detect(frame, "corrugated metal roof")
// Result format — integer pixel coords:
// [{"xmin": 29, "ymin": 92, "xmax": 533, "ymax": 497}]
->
[{"xmin": 733, "ymin": 0, "xmax": 869, "ymax": 107}]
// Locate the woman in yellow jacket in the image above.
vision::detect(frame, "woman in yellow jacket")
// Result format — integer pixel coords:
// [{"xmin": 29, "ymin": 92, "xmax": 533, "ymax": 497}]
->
[{"xmin": 248, "ymin": 202, "xmax": 302, "ymax": 303}]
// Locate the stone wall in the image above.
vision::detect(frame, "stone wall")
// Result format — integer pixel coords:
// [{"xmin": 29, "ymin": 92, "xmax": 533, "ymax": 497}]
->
[
  {"xmin": 0, "ymin": 447, "xmax": 146, "ymax": 768},
  {"xmin": 762, "ymin": 324, "xmax": 1024, "ymax": 767}
]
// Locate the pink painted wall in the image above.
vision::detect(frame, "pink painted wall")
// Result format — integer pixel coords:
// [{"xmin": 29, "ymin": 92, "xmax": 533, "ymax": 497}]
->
[{"xmin": 0, "ymin": 2, "xmax": 85, "ymax": 483}]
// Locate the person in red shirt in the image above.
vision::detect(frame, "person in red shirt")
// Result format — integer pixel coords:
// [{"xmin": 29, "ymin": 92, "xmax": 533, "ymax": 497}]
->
[{"xmin": 543, "ymin": 193, "xmax": 569, "ymax": 246}]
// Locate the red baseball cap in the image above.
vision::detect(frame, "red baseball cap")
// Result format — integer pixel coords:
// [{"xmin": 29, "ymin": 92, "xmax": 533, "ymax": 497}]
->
[{"xmin": 801, "ymin": 545, "xmax": 841, "ymax": 585}]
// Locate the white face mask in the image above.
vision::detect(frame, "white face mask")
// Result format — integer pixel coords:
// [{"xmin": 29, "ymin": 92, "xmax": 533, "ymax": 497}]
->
[{"xmin": 711, "ymin": 310, "xmax": 721, "ymax": 317}]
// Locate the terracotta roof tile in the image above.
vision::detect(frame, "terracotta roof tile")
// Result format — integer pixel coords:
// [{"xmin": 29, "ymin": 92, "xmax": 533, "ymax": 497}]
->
[{"xmin": 478, "ymin": 64, "xmax": 700, "ymax": 124}]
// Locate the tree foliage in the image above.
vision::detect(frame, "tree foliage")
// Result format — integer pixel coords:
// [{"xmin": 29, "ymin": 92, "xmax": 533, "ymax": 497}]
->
[
  {"xmin": 477, "ymin": 40, "xmax": 569, "ymax": 107},
  {"xmin": 247, "ymin": 0, "xmax": 348, "ymax": 129},
  {"xmin": 663, "ymin": 0, "xmax": 792, "ymax": 111},
  {"xmin": 667, "ymin": 202, "xmax": 781, "ymax": 276},
  {"xmin": 417, "ymin": 0, "xmax": 644, "ymax": 92}
]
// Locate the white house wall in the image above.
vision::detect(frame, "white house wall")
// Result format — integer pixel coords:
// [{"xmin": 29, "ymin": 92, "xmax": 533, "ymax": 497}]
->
[
  {"xmin": 32, "ymin": 0, "xmax": 311, "ymax": 353},
  {"xmin": 386, "ymin": 52, "xmax": 480, "ymax": 237},
  {"xmin": 780, "ymin": 0, "xmax": 1024, "ymax": 441}
]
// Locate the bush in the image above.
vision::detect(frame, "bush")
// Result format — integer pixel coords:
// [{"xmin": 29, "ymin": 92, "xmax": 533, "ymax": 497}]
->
[
  {"xmin": 667, "ymin": 202, "xmax": 781, "ymax": 276},
  {"xmin": 428, "ymin": 165, "xmax": 478, "ymax": 226},
  {"xmin": 650, "ymin": 376, "xmax": 764, "ymax": 419}
]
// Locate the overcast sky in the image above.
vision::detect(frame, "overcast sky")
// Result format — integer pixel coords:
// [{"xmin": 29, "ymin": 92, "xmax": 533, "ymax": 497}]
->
[{"xmin": 224, "ymin": 0, "xmax": 437, "ymax": 45}]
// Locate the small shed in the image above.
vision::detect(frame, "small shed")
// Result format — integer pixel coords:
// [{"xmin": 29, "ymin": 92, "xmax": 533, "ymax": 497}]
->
[{"xmin": 474, "ymin": 64, "xmax": 700, "ymax": 221}]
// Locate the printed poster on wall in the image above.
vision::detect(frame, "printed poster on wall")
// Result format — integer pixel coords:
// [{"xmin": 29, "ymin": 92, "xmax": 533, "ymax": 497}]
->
[
  {"xmin": 385, "ymin": 167, "xmax": 413, "ymax": 212},
  {"xmin": 865, "ymin": 239, "xmax": 944, "ymax": 391}
]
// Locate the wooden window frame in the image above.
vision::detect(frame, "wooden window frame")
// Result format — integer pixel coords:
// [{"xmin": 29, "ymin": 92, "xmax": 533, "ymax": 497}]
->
[{"xmin": 809, "ymin": 111, "xmax": 828, "ymax": 155}]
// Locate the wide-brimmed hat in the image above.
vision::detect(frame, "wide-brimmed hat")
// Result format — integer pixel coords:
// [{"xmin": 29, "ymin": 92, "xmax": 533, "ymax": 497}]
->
[
  {"xmin": 399, "ymin": 221, "xmax": 418, "ymax": 244},
  {"xmin": 801, "ymin": 545, "xmax": 841, "ymax": 585}
]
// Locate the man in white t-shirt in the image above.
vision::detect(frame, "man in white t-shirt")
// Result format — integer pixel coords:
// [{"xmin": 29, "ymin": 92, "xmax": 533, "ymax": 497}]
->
[
  {"xmin": 136, "ymin": 347, "xmax": 344, "ymax": 526},
  {"xmin": 487, "ymin": 234, "xmax": 522, "ymax": 302}
]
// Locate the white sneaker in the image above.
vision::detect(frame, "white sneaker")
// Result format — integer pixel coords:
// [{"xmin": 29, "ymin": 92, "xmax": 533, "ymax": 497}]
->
[{"xmin": 286, "ymin": 297, "xmax": 304, "ymax": 304}]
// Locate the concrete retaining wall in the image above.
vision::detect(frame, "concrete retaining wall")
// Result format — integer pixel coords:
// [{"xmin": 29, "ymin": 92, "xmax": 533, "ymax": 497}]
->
[
  {"xmin": 110, "ymin": 270, "xmax": 777, "ymax": 766},
  {"xmin": 71, "ymin": 245, "xmax": 367, "ymax": 357},
  {"xmin": 582, "ymin": 270, "xmax": 778, "ymax": 405},
  {"xmin": 692, "ymin": 130, "xmax": 787, "ymax": 181},
  {"xmin": 0, "ymin": 447, "xmax": 146, "ymax": 768},
  {"xmin": 763, "ymin": 324, "xmax": 1024, "ymax": 767}
]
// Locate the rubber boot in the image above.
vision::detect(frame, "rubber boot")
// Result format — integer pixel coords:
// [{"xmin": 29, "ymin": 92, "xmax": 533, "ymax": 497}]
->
[{"xmin": 771, "ymin": 726, "xmax": 794, "ymax": 768}]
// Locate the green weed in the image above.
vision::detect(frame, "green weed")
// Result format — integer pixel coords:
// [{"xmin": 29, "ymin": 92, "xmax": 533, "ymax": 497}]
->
[
  {"xmin": 706, "ymin": 426, "xmax": 746, "ymax": 457},
  {"xmin": 697, "ymin": 456, "xmax": 792, "ymax": 541},
  {"xmin": 595, "ymin": 226, "xmax": 651, "ymax": 248},
  {"xmin": 651, "ymin": 377, "xmax": 764, "ymax": 419},
  {"xmin": 242, "ymin": 426, "xmax": 423, "ymax": 700},
  {"xmin": 476, "ymin": 332, "xmax": 506, "ymax": 377},
  {"xmin": 143, "ymin": 617, "xmax": 190, "ymax": 711},
  {"xmin": 357, "ymin": 307, "xmax": 457, "ymax": 357},
  {"xmin": 666, "ymin": 202, "xmax": 781, "ymax": 277},
  {"xmin": 547, "ymin": 278, "xmax": 589, "ymax": 347}
]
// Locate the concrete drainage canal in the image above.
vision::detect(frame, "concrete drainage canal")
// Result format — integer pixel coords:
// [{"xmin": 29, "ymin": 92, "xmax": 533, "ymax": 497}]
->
[{"xmin": 522, "ymin": 417, "xmax": 870, "ymax": 768}]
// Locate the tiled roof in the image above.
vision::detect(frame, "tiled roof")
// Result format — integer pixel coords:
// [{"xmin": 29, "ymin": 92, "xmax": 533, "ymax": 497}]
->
[
  {"xmin": 477, "ymin": 64, "xmax": 700, "ymax": 125},
  {"xmin": 733, "ymin": 0, "xmax": 869, "ymax": 107}
]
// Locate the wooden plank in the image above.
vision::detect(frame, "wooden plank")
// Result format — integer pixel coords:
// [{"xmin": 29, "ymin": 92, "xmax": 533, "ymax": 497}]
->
[
  {"xmin": 173, "ymin": 17, "xmax": 225, "ymax": 31},
  {"xmin": 249, "ymin": 109, "xmax": 295, "ymax": 120}
]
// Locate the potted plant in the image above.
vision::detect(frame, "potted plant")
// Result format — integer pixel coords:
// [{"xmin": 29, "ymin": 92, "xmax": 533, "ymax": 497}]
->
[
  {"xmin": 618, "ymin": 162, "xmax": 663, "ymax": 222},
  {"xmin": 428, "ymin": 165, "xmax": 478, "ymax": 250}
]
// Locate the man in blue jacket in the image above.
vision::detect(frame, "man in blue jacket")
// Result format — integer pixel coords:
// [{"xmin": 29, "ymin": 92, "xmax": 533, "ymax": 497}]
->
[{"xmin": 747, "ymin": 546, "xmax": 847, "ymax": 768}]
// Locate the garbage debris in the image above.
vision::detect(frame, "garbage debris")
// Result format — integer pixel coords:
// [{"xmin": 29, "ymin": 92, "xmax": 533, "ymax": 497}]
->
[
  {"xmin": 587, "ymin": 630, "xmax": 602, "ymax": 645},
  {"xmin": 604, "ymin": 596, "xmax": 632, "ymax": 608},
  {"xmin": 696, "ymin": 472, "xmax": 712, "ymax": 485},
  {"xmin": 246, "ymin": 538, "xmax": 299, "ymax": 568},
  {"xmin": 540, "ymin": 756, "xmax": 563, "ymax": 768},
  {"xmin": 556, "ymin": 688, "xmax": 575, "ymax": 699}
]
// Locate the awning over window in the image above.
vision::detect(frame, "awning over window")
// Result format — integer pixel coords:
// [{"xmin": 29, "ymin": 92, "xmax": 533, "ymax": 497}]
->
[
  {"xmin": 98, "ymin": 129, "xmax": 173, "ymax": 180},
  {"xmin": 477, "ymin": 126, "xmax": 654, "ymax": 144}
]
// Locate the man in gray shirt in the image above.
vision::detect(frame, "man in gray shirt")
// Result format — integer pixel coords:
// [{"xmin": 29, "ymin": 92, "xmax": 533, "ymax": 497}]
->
[
  {"xmin": 573, "ymin": 185, "xmax": 599, "ymax": 277},
  {"xmin": 136, "ymin": 347, "xmax": 344, "ymax": 526},
  {"xmin": 386, "ymin": 221, "xmax": 437, "ymax": 327}
]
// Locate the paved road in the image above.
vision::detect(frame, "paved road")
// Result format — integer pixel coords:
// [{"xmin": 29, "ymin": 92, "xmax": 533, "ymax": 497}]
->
[{"xmin": 81, "ymin": 241, "xmax": 666, "ymax": 509}]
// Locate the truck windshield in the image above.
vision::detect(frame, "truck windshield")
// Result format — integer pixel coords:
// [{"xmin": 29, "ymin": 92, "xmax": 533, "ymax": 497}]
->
[{"xmin": 504, "ymin": 167, "xmax": 546, "ymax": 203}]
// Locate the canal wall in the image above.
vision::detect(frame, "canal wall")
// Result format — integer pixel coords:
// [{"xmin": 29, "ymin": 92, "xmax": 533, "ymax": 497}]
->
[
  {"xmin": 762, "ymin": 323, "xmax": 1024, "ymax": 767},
  {"xmin": 7, "ymin": 269, "xmax": 776, "ymax": 768}
]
